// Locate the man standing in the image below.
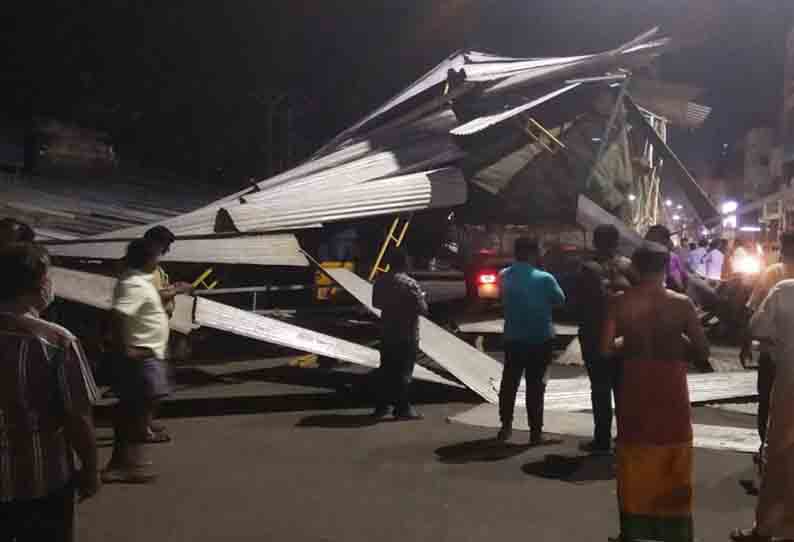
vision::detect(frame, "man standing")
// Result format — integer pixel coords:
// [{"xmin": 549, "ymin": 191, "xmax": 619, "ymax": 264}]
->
[
  {"xmin": 732, "ymin": 278, "xmax": 794, "ymax": 541},
  {"xmin": 143, "ymin": 226, "xmax": 194, "ymax": 318},
  {"xmin": 603, "ymin": 243, "xmax": 709, "ymax": 542},
  {"xmin": 743, "ymin": 232, "xmax": 794, "ymax": 445},
  {"xmin": 704, "ymin": 238, "xmax": 726, "ymax": 281},
  {"xmin": 141, "ymin": 226, "xmax": 192, "ymax": 439},
  {"xmin": 0, "ymin": 243, "xmax": 100, "ymax": 541},
  {"xmin": 498, "ymin": 238, "xmax": 566, "ymax": 445},
  {"xmin": 688, "ymin": 239, "xmax": 708, "ymax": 276},
  {"xmin": 102, "ymin": 238, "xmax": 172, "ymax": 483},
  {"xmin": 372, "ymin": 249, "xmax": 428, "ymax": 420},
  {"xmin": 576, "ymin": 225, "xmax": 636, "ymax": 454}
]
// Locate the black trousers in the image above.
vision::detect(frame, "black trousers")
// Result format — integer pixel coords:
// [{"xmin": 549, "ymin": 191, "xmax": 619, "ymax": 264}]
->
[
  {"xmin": 376, "ymin": 341, "xmax": 417, "ymax": 411},
  {"xmin": 0, "ymin": 484, "xmax": 75, "ymax": 542},
  {"xmin": 499, "ymin": 341, "xmax": 553, "ymax": 433},
  {"xmin": 581, "ymin": 337, "xmax": 621, "ymax": 447},
  {"xmin": 758, "ymin": 352, "xmax": 776, "ymax": 443}
]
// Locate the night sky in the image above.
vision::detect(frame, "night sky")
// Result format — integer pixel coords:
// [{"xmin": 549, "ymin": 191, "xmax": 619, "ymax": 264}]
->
[{"xmin": 1, "ymin": 0, "xmax": 791, "ymax": 182}]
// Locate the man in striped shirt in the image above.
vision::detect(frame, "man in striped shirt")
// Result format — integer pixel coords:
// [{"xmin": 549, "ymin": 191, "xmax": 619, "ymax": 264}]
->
[{"xmin": 0, "ymin": 243, "xmax": 100, "ymax": 542}]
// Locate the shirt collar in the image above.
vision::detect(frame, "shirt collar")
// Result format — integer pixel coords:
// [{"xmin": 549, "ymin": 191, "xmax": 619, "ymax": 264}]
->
[{"xmin": 126, "ymin": 269, "xmax": 156, "ymax": 282}]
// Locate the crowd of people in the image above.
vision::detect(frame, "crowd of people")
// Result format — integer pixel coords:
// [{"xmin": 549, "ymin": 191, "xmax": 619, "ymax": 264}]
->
[
  {"xmin": 2, "ymin": 213, "xmax": 794, "ymax": 541},
  {"xmin": 0, "ymin": 219, "xmax": 192, "ymax": 540},
  {"xmin": 483, "ymin": 224, "xmax": 794, "ymax": 542},
  {"xmin": 369, "ymin": 221, "xmax": 794, "ymax": 541}
]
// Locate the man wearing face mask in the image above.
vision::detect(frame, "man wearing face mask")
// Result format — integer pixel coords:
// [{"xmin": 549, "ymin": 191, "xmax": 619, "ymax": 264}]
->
[
  {"xmin": 102, "ymin": 238, "xmax": 172, "ymax": 483},
  {"xmin": 0, "ymin": 243, "xmax": 100, "ymax": 541}
]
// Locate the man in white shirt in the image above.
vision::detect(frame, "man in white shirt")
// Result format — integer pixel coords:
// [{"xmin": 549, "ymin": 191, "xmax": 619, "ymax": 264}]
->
[
  {"xmin": 688, "ymin": 239, "xmax": 708, "ymax": 276},
  {"xmin": 103, "ymin": 238, "xmax": 172, "ymax": 483},
  {"xmin": 704, "ymin": 239, "xmax": 726, "ymax": 281}
]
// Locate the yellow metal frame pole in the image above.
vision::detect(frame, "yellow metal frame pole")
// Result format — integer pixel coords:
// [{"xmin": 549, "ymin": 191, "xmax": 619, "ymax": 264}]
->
[
  {"xmin": 192, "ymin": 268, "xmax": 219, "ymax": 290},
  {"xmin": 528, "ymin": 118, "xmax": 566, "ymax": 150},
  {"xmin": 368, "ymin": 214, "xmax": 413, "ymax": 282}
]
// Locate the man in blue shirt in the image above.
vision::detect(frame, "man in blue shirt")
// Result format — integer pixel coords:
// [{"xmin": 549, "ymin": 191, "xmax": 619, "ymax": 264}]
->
[{"xmin": 498, "ymin": 237, "xmax": 566, "ymax": 444}]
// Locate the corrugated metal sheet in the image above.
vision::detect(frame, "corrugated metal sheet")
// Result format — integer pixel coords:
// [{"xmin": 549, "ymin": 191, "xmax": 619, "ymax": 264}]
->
[
  {"xmin": 540, "ymin": 372, "xmax": 757, "ymax": 412},
  {"xmin": 450, "ymin": 405, "xmax": 760, "ymax": 453},
  {"xmin": 94, "ymin": 119, "xmax": 464, "ymax": 239},
  {"xmin": 194, "ymin": 297, "xmax": 460, "ymax": 388},
  {"xmin": 450, "ymin": 83, "xmax": 580, "ymax": 136},
  {"xmin": 46, "ymin": 234, "xmax": 308, "ymax": 267},
  {"xmin": 223, "ymin": 168, "xmax": 466, "ymax": 232},
  {"xmin": 481, "ymin": 37, "xmax": 669, "ymax": 95},
  {"xmin": 51, "ymin": 266, "xmax": 197, "ymax": 334},
  {"xmin": 686, "ymin": 102, "xmax": 712, "ymax": 125},
  {"xmin": 8, "ymin": 31, "xmax": 695, "ymax": 273},
  {"xmin": 464, "ymin": 53, "xmax": 594, "ymax": 83},
  {"xmin": 322, "ymin": 266, "xmax": 502, "ymax": 404},
  {"xmin": 0, "ymin": 172, "xmax": 227, "ymax": 238},
  {"xmin": 457, "ymin": 320, "xmax": 578, "ymax": 336},
  {"xmin": 314, "ymin": 55, "xmax": 467, "ymax": 155}
]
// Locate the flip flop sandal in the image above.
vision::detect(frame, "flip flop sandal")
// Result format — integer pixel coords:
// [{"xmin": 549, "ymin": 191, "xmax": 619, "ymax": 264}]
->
[
  {"xmin": 144, "ymin": 431, "xmax": 172, "ymax": 444},
  {"xmin": 101, "ymin": 468, "xmax": 158, "ymax": 484},
  {"xmin": 149, "ymin": 422, "xmax": 168, "ymax": 434},
  {"xmin": 730, "ymin": 528, "xmax": 771, "ymax": 542}
]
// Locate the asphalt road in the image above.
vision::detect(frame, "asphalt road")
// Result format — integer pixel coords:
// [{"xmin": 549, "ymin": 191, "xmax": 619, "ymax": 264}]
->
[{"xmin": 78, "ymin": 358, "xmax": 760, "ymax": 542}]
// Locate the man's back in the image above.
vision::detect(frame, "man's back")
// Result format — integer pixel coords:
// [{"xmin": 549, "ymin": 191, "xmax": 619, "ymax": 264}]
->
[
  {"xmin": 373, "ymin": 272, "xmax": 427, "ymax": 346},
  {"xmin": 576, "ymin": 254, "xmax": 633, "ymax": 341},
  {"xmin": 0, "ymin": 313, "xmax": 97, "ymax": 502},
  {"xmin": 501, "ymin": 263, "xmax": 565, "ymax": 345}
]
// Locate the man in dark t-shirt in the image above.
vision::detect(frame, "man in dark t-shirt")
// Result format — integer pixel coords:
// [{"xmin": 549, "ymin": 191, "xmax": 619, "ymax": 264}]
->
[
  {"xmin": 372, "ymin": 249, "xmax": 428, "ymax": 420},
  {"xmin": 576, "ymin": 225, "xmax": 637, "ymax": 454}
]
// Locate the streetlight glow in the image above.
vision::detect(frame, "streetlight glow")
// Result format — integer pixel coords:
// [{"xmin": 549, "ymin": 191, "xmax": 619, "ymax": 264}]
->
[
  {"xmin": 628, "ymin": 193, "xmax": 637, "ymax": 202},
  {"xmin": 721, "ymin": 200, "xmax": 738, "ymax": 214},
  {"xmin": 665, "ymin": 199, "xmax": 673, "ymax": 207}
]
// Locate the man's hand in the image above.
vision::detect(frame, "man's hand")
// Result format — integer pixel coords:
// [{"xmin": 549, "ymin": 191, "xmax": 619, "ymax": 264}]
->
[
  {"xmin": 77, "ymin": 468, "xmax": 101, "ymax": 501},
  {"xmin": 173, "ymin": 281, "xmax": 194, "ymax": 295}
]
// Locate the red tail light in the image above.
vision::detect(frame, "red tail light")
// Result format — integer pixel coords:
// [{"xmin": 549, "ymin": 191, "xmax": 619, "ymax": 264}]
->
[{"xmin": 477, "ymin": 272, "xmax": 498, "ymax": 285}]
